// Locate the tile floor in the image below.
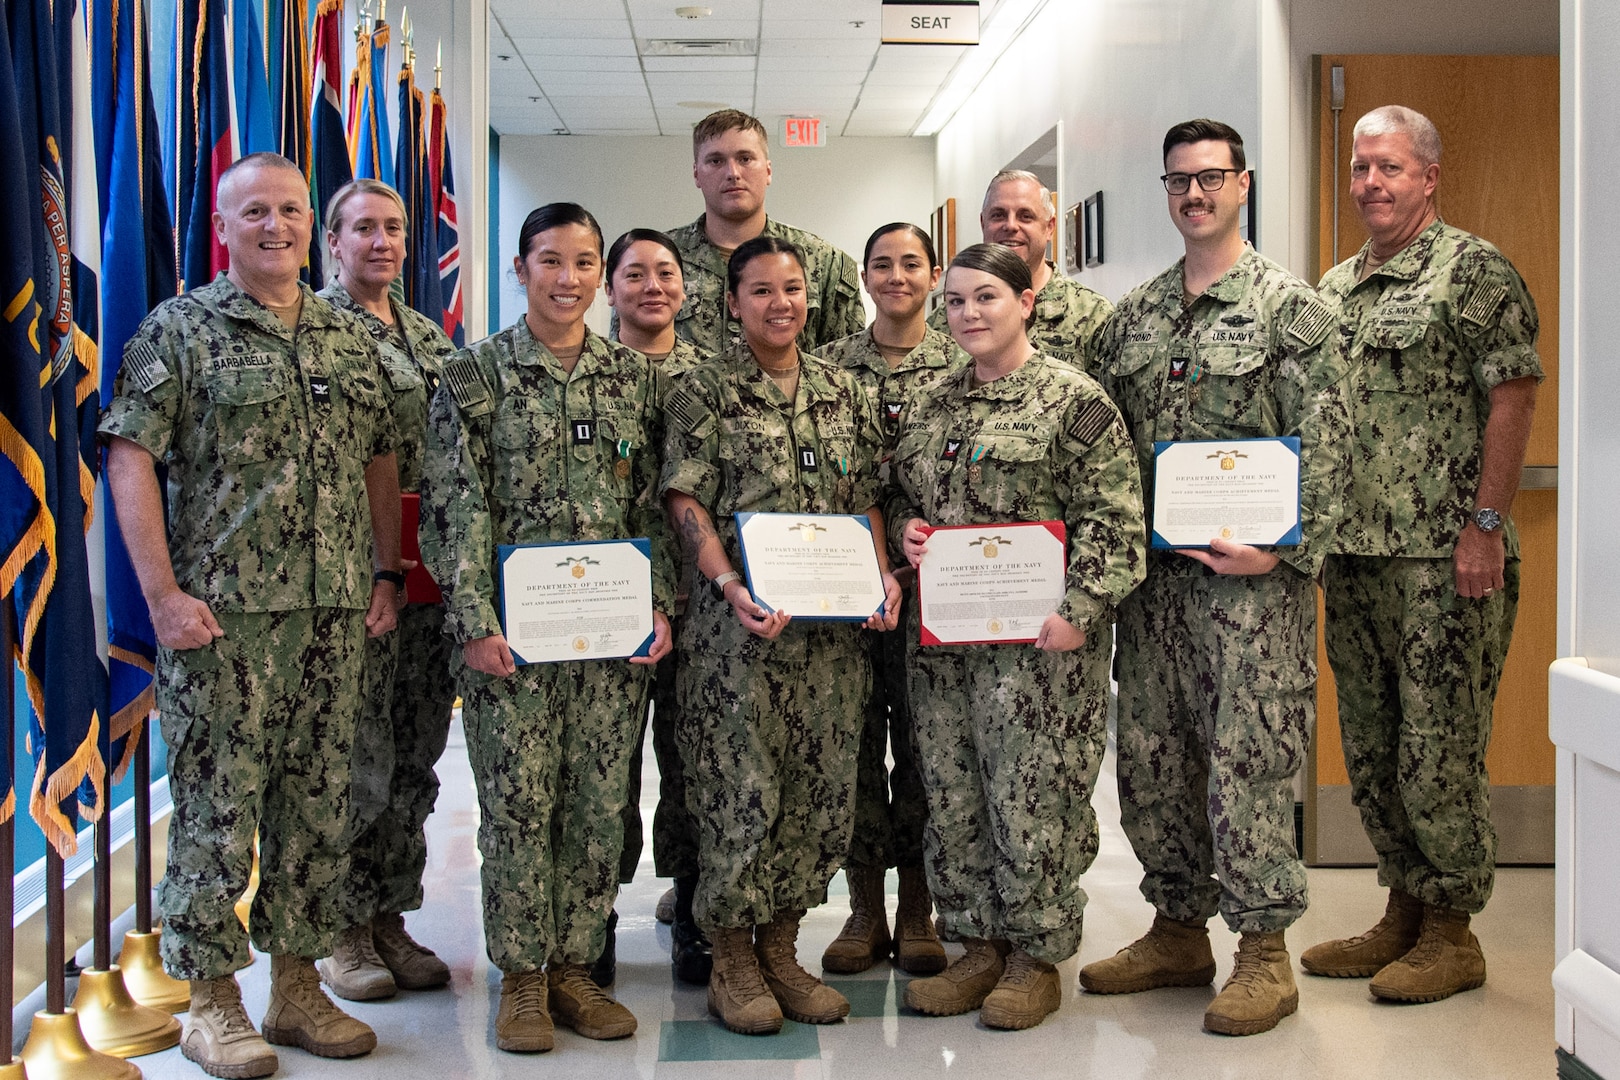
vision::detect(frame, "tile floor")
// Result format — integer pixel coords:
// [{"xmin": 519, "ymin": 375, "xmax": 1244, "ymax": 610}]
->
[{"xmin": 122, "ymin": 716, "xmax": 1557, "ymax": 1079}]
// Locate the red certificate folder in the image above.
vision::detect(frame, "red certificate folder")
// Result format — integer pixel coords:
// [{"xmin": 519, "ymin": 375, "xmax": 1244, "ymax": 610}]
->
[{"xmin": 400, "ymin": 493, "xmax": 443, "ymax": 605}]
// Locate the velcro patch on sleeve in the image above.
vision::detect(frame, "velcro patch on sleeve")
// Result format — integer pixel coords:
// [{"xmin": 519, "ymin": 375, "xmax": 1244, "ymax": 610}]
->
[
  {"xmin": 666, "ymin": 385, "xmax": 707, "ymax": 434},
  {"xmin": 124, "ymin": 340, "xmax": 172, "ymax": 393},
  {"xmin": 1460, "ymin": 283, "xmax": 1507, "ymax": 328},
  {"xmin": 1286, "ymin": 302, "xmax": 1336, "ymax": 347},
  {"xmin": 443, "ymin": 355, "xmax": 490, "ymax": 411},
  {"xmin": 1066, "ymin": 398, "xmax": 1117, "ymax": 448}
]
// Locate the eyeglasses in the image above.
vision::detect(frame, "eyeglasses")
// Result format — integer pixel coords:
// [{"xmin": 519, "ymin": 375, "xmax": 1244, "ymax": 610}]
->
[{"xmin": 1160, "ymin": 169, "xmax": 1242, "ymax": 195}]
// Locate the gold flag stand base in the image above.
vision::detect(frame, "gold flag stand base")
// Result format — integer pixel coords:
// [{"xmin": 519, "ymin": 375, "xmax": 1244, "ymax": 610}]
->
[
  {"xmin": 114, "ymin": 932, "xmax": 189, "ymax": 1013},
  {"xmin": 71, "ymin": 968, "xmax": 180, "ymax": 1058},
  {"xmin": 0, "ymin": 1059, "xmax": 29, "ymax": 1078},
  {"xmin": 18, "ymin": 1011, "xmax": 141, "ymax": 1080}
]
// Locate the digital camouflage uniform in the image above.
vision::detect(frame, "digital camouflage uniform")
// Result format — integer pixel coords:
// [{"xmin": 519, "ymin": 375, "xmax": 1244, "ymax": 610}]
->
[
  {"xmin": 659, "ymin": 347, "xmax": 885, "ymax": 930},
  {"xmin": 663, "ymin": 215, "xmax": 865, "ymax": 354},
  {"xmin": 929, "ymin": 263, "xmax": 1113, "ymax": 373},
  {"xmin": 1318, "ymin": 220, "xmax": 1542, "ymax": 914},
  {"xmin": 98, "ymin": 274, "xmax": 395, "ymax": 980},
  {"xmin": 319, "ymin": 282, "xmax": 459, "ymax": 924},
  {"xmin": 1096, "ymin": 247, "xmax": 1352, "ymax": 934},
  {"xmin": 418, "ymin": 321, "xmax": 675, "ymax": 971},
  {"xmin": 820, "ymin": 326, "xmax": 967, "ymax": 872},
  {"xmin": 884, "ymin": 355, "xmax": 1146, "ymax": 962},
  {"xmin": 613, "ymin": 337, "xmax": 710, "ymax": 884}
]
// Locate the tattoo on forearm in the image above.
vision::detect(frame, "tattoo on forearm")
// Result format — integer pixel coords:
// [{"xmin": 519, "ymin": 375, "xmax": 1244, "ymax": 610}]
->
[{"xmin": 678, "ymin": 506, "xmax": 717, "ymax": 555}]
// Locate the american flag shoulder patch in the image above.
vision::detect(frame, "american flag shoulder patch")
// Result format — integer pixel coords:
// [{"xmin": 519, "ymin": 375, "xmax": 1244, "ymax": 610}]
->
[
  {"xmin": 1286, "ymin": 302, "xmax": 1335, "ymax": 347},
  {"xmin": 1066, "ymin": 398, "xmax": 1116, "ymax": 448},
  {"xmin": 666, "ymin": 386, "xmax": 706, "ymax": 434},
  {"xmin": 124, "ymin": 340, "xmax": 172, "ymax": 393},
  {"xmin": 443, "ymin": 355, "xmax": 490, "ymax": 410},
  {"xmin": 1460, "ymin": 283, "xmax": 1507, "ymax": 328}
]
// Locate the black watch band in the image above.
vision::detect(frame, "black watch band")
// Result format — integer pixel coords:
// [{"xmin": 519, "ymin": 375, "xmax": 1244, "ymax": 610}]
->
[{"xmin": 373, "ymin": 569, "xmax": 407, "ymax": 588}]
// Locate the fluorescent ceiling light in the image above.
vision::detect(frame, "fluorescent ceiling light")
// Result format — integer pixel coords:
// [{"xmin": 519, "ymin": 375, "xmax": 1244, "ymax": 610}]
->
[{"xmin": 912, "ymin": 0, "xmax": 1053, "ymax": 136}]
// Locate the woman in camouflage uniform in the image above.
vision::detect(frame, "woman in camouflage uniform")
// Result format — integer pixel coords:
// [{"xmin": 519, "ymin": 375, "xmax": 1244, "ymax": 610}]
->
[
  {"xmin": 602, "ymin": 229, "xmax": 715, "ymax": 986},
  {"xmin": 314, "ymin": 180, "xmax": 459, "ymax": 1004},
  {"xmin": 818, "ymin": 224, "xmax": 964, "ymax": 976},
  {"xmin": 887, "ymin": 244, "xmax": 1146, "ymax": 1030},
  {"xmin": 419, "ymin": 203, "xmax": 676, "ymax": 1055},
  {"xmin": 661, "ymin": 236, "xmax": 901, "ymax": 1036}
]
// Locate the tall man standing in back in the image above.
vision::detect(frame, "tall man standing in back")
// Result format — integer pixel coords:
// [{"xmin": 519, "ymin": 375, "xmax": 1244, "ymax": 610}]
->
[
  {"xmin": 664, "ymin": 108, "xmax": 865, "ymax": 354},
  {"xmin": 929, "ymin": 170, "xmax": 1112, "ymax": 372},
  {"xmin": 1082, "ymin": 119, "xmax": 1351, "ymax": 1037},
  {"xmin": 102, "ymin": 152, "xmax": 403, "ymax": 1079},
  {"xmin": 1304, "ymin": 105, "xmax": 1541, "ymax": 1004}
]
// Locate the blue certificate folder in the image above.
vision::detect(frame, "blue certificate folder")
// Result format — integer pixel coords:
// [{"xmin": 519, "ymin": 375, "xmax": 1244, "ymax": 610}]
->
[
  {"xmin": 1149, "ymin": 436, "xmax": 1302, "ymax": 550},
  {"xmin": 734, "ymin": 512, "xmax": 885, "ymax": 622},
  {"xmin": 497, "ymin": 538, "xmax": 654, "ymax": 664}
]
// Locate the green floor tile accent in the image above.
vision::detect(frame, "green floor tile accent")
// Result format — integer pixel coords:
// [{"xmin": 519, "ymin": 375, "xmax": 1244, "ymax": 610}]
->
[
  {"xmin": 825, "ymin": 975, "xmax": 901, "ymax": 1018},
  {"xmin": 658, "ymin": 1019, "xmax": 822, "ymax": 1061}
]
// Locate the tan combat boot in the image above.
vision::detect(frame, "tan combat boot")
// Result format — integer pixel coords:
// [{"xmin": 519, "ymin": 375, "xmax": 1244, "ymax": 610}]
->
[
  {"xmin": 181, "ymin": 976, "xmax": 278, "ymax": 1079},
  {"xmin": 903, "ymin": 937, "xmax": 1012, "ymax": 1016},
  {"xmin": 1203, "ymin": 931, "xmax": 1298, "ymax": 1036},
  {"xmin": 1368, "ymin": 905, "xmax": 1486, "ymax": 1002},
  {"xmin": 980, "ymin": 947, "xmax": 1062, "ymax": 1030},
  {"xmin": 262, "ymin": 954, "xmax": 377, "ymax": 1057},
  {"xmin": 757, "ymin": 910, "xmax": 850, "ymax": 1023},
  {"xmin": 495, "ymin": 970, "xmax": 554, "ymax": 1052},
  {"xmin": 707, "ymin": 927, "xmax": 784, "ymax": 1035},
  {"xmin": 1301, "ymin": 888, "xmax": 1423, "ymax": 977},
  {"xmin": 655, "ymin": 886, "xmax": 676, "ymax": 925},
  {"xmin": 371, "ymin": 912, "xmax": 450, "ymax": 990},
  {"xmin": 821, "ymin": 867, "xmax": 891, "ymax": 974},
  {"xmin": 893, "ymin": 866, "xmax": 947, "ymax": 975},
  {"xmin": 546, "ymin": 962, "xmax": 637, "ymax": 1039},
  {"xmin": 316, "ymin": 922, "xmax": 397, "ymax": 1001},
  {"xmin": 1079, "ymin": 913, "xmax": 1217, "ymax": 994}
]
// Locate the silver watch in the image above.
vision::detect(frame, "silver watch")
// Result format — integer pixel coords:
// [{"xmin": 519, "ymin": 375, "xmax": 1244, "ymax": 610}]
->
[{"xmin": 1473, "ymin": 507, "xmax": 1503, "ymax": 533}]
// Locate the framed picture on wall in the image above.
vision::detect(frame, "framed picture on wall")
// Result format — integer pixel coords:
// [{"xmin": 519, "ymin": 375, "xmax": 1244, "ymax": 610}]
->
[
  {"xmin": 1065, "ymin": 202, "xmax": 1083, "ymax": 274},
  {"xmin": 1083, "ymin": 191, "xmax": 1104, "ymax": 268},
  {"xmin": 1242, "ymin": 169, "xmax": 1258, "ymax": 247}
]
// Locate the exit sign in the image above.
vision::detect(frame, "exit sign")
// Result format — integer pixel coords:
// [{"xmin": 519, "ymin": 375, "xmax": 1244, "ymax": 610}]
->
[
  {"xmin": 881, "ymin": 1, "xmax": 980, "ymax": 45},
  {"xmin": 781, "ymin": 116, "xmax": 826, "ymax": 147}
]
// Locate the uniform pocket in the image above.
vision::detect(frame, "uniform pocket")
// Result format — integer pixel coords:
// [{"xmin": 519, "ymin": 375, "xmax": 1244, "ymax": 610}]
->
[
  {"xmin": 205, "ymin": 365, "xmax": 292, "ymax": 463},
  {"xmin": 1192, "ymin": 345, "xmax": 1269, "ymax": 430},
  {"xmin": 489, "ymin": 399, "xmax": 559, "ymax": 503}
]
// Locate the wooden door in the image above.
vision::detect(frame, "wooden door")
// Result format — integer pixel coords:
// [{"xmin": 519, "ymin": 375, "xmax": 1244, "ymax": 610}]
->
[{"xmin": 1307, "ymin": 54, "xmax": 1559, "ymax": 865}]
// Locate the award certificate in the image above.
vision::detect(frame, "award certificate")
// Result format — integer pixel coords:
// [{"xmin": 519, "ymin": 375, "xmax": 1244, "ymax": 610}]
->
[
  {"xmin": 1151, "ymin": 436, "xmax": 1302, "ymax": 549},
  {"xmin": 917, "ymin": 521, "xmax": 1068, "ymax": 646},
  {"xmin": 735, "ymin": 512, "xmax": 886, "ymax": 621},
  {"xmin": 497, "ymin": 539, "xmax": 655, "ymax": 664}
]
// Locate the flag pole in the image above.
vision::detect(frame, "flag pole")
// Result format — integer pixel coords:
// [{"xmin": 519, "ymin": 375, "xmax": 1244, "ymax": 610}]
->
[
  {"xmin": 113, "ymin": 721, "xmax": 184, "ymax": 1014},
  {"xmin": 1, "ymin": 603, "xmax": 25, "ymax": 1079}
]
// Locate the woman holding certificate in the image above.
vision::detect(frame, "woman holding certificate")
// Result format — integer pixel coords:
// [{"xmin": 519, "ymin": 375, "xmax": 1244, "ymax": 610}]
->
[
  {"xmin": 419, "ymin": 203, "xmax": 676, "ymax": 1055},
  {"xmin": 660, "ymin": 235, "xmax": 901, "ymax": 1036},
  {"xmin": 886, "ymin": 243, "xmax": 1146, "ymax": 1031}
]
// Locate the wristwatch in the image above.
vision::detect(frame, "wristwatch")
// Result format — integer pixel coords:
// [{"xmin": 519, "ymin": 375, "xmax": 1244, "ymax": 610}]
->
[
  {"xmin": 710, "ymin": 570, "xmax": 742, "ymax": 600},
  {"xmin": 1473, "ymin": 508, "xmax": 1503, "ymax": 533}
]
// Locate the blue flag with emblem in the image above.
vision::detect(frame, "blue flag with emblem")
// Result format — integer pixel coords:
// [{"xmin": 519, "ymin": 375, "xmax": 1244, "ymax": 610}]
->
[
  {"xmin": 309, "ymin": 0, "xmax": 350, "ymax": 285},
  {"xmin": 8, "ymin": 0, "xmax": 109, "ymax": 852},
  {"xmin": 394, "ymin": 57, "xmax": 441, "ymax": 321}
]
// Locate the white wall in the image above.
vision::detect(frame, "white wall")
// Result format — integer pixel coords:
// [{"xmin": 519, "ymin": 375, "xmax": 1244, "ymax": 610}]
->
[
  {"xmin": 493, "ymin": 134, "xmax": 936, "ymax": 334},
  {"xmin": 933, "ymin": 0, "xmax": 1267, "ymax": 303}
]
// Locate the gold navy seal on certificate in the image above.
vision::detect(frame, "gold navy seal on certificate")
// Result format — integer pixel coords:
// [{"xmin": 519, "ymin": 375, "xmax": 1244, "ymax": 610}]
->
[
  {"xmin": 734, "ymin": 511, "xmax": 887, "ymax": 620},
  {"xmin": 1150, "ymin": 436, "xmax": 1302, "ymax": 549},
  {"xmin": 916, "ymin": 521, "xmax": 1068, "ymax": 646},
  {"xmin": 496, "ymin": 538, "xmax": 656, "ymax": 663}
]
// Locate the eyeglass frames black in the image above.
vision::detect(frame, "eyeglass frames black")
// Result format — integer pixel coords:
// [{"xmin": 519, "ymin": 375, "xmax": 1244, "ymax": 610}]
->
[{"xmin": 1159, "ymin": 169, "xmax": 1242, "ymax": 195}]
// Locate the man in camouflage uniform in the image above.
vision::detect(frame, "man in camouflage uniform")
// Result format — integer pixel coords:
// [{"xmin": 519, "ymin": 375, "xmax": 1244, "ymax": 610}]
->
[
  {"xmin": 102, "ymin": 153, "xmax": 399, "ymax": 1079},
  {"xmin": 1081, "ymin": 120, "xmax": 1352, "ymax": 1037},
  {"xmin": 419, "ymin": 297, "xmax": 676, "ymax": 1051},
  {"xmin": 927, "ymin": 171, "xmax": 1112, "ymax": 371},
  {"xmin": 314, "ymin": 178, "xmax": 460, "ymax": 1003},
  {"xmin": 819, "ymin": 319, "xmax": 964, "ymax": 975},
  {"xmin": 660, "ymin": 319, "xmax": 896, "ymax": 1034},
  {"xmin": 885, "ymin": 292, "xmax": 1146, "ymax": 1028},
  {"xmin": 659, "ymin": 109, "xmax": 865, "ymax": 354},
  {"xmin": 1304, "ymin": 105, "xmax": 1541, "ymax": 1004}
]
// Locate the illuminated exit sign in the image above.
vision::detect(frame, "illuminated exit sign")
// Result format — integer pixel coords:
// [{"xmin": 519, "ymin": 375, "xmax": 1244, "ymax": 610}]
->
[
  {"xmin": 881, "ymin": 1, "xmax": 980, "ymax": 45},
  {"xmin": 781, "ymin": 116, "xmax": 826, "ymax": 147}
]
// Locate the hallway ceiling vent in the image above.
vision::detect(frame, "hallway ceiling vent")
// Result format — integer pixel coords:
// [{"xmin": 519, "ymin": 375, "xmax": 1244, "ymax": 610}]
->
[{"xmin": 638, "ymin": 38, "xmax": 756, "ymax": 56}]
